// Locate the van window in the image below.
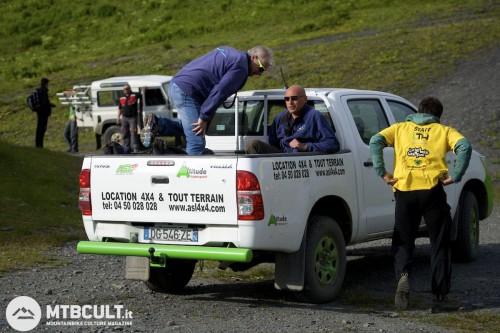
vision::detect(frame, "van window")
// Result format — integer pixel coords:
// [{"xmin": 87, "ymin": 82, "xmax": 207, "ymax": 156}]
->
[
  {"xmin": 145, "ymin": 88, "xmax": 166, "ymax": 106},
  {"xmin": 347, "ymin": 99, "xmax": 389, "ymax": 144},
  {"xmin": 97, "ymin": 90, "xmax": 122, "ymax": 107}
]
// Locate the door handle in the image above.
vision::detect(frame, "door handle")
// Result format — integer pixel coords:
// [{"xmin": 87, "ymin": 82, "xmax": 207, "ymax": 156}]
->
[
  {"xmin": 151, "ymin": 176, "xmax": 169, "ymax": 184},
  {"xmin": 363, "ymin": 161, "xmax": 373, "ymax": 167}
]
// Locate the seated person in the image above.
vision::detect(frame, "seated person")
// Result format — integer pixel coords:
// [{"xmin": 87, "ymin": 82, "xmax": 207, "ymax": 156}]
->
[
  {"xmin": 246, "ymin": 85, "xmax": 340, "ymax": 154},
  {"xmin": 140, "ymin": 114, "xmax": 184, "ymax": 148}
]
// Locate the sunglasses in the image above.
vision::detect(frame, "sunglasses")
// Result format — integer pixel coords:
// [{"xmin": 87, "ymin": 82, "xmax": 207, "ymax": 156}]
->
[
  {"xmin": 257, "ymin": 58, "xmax": 266, "ymax": 73},
  {"xmin": 284, "ymin": 95, "xmax": 305, "ymax": 102}
]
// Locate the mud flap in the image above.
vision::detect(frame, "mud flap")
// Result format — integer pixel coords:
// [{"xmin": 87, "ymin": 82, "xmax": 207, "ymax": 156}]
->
[
  {"xmin": 125, "ymin": 256, "xmax": 150, "ymax": 281},
  {"xmin": 274, "ymin": 229, "xmax": 306, "ymax": 291}
]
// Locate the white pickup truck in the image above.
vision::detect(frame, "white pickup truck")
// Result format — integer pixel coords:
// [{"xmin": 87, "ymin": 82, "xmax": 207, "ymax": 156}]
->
[
  {"xmin": 58, "ymin": 75, "xmax": 178, "ymax": 148},
  {"xmin": 77, "ymin": 88, "xmax": 493, "ymax": 303}
]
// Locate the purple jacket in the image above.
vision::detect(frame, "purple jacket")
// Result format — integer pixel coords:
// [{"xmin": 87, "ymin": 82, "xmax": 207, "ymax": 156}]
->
[{"xmin": 171, "ymin": 46, "xmax": 249, "ymax": 122}]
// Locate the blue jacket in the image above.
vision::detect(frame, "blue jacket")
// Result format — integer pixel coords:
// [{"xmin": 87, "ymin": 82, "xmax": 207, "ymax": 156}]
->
[
  {"xmin": 269, "ymin": 105, "xmax": 340, "ymax": 153},
  {"xmin": 171, "ymin": 46, "xmax": 249, "ymax": 122}
]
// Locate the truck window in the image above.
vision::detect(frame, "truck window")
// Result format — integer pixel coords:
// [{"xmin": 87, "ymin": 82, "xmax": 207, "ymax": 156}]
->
[
  {"xmin": 387, "ymin": 100, "xmax": 416, "ymax": 122},
  {"xmin": 267, "ymin": 100, "xmax": 334, "ymax": 130},
  {"xmin": 145, "ymin": 88, "xmax": 166, "ymax": 106},
  {"xmin": 311, "ymin": 100, "xmax": 335, "ymax": 131},
  {"xmin": 267, "ymin": 100, "xmax": 287, "ymax": 125},
  {"xmin": 206, "ymin": 100, "xmax": 265, "ymax": 136},
  {"xmin": 347, "ymin": 99, "xmax": 389, "ymax": 144},
  {"xmin": 97, "ymin": 90, "xmax": 122, "ymax": 107}
]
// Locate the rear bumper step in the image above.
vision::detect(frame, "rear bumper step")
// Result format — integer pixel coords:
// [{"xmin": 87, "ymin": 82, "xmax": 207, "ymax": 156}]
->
[{"xmin": 77, "ymin": 241, "xmax": 253, "ymax": 262}]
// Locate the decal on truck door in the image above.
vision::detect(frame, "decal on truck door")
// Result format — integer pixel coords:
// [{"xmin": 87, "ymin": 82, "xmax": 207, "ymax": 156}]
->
[{"xmin": 271, "ymin": 157, "xmax": 346, "ymax": 181}]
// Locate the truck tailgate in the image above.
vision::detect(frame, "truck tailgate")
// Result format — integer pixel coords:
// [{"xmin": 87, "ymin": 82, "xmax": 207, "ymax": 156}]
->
[{"xmin": 89, "ymin": 156, "xmax": 237, "ymax": 224}]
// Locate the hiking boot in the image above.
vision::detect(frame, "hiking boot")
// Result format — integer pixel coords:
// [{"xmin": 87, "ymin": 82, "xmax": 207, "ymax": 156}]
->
[
  {"xmin": 140, "ymin": 114, "xmax": 159, "ymax": 148},
  {"xmin": 395, "ymin": 272, "xmax": 410, "ymax": 310},
  {"xmin": 431, "ymin": 295, "xmax": 460, "ymax": 313}
]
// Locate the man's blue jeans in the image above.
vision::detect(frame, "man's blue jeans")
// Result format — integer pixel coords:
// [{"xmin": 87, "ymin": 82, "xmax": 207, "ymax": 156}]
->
[
  {"xmin": 168, "ymin": 82, "xmax": 205, "ymax": 155},
  {"xmin": 156, "ymin": 117, "xmax": 184, "ymax": 137}
]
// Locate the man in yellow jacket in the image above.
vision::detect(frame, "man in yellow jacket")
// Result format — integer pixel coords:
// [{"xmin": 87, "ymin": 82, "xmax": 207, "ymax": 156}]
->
[{"xmin": 369, "ymin": 96, "xmax": 472, "ymax": 312}]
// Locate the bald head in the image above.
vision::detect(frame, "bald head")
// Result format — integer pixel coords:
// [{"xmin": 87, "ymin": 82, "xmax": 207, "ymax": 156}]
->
[
  {"xmin": 286, "ymin": 85, "xmax": 306, "ymax": 96},
  {"xmin": 284, "ymin": 85, "xmax": 307, "ymax": 118}
]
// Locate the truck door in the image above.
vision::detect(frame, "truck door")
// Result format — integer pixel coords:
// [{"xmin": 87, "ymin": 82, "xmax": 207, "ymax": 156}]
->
[
  {"xmin": 142, "ymin": 86, "xmax": 174, "ymax": 119},
  {"xmin": 341, "ymin": 96, "xmax": 396, "ymax": 235}
]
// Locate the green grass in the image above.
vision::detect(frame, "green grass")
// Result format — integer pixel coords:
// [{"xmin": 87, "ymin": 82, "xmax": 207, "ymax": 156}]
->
[{"xmin": 0, "ymin": 141, "xmax": 86, "ymax": 273}]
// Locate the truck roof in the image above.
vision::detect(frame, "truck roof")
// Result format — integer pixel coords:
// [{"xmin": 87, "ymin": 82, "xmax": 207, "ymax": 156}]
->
[
  {"xmin": 235, "ymin": 88, "xmax": 402, "ymax": 99},
  {"xmin": 91, "ymin": 75, "xmax": 173, "ymax": 89}
]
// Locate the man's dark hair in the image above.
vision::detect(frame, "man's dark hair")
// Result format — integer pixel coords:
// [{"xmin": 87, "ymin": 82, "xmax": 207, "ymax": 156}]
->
[
  {"xmin": 41, "ymin": 77, "xmax": 49, "ymax": 86},
  {"xmin": 418, "ymin": 96, "xmax": 443, "ymax": 118}
]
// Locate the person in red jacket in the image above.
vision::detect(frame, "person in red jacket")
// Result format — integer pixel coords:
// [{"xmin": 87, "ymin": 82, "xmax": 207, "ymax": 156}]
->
[{"xmin": 117, "ymin": 84, "xmax": 142, "ymax": 152}]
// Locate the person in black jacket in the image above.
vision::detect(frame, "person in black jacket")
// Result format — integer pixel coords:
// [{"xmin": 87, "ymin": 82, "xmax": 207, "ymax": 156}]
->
[
  {"xmin": 35, "ymin": 77, "xmax": 56, "ymax": 148},
  {"xmin": 117, "ymin": 84, "xmax": 142, "ymax": 152}
]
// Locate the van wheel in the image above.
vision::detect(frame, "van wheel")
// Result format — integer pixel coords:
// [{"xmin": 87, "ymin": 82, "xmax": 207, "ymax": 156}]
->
[
  {"xmin": 144, "ymin": 259, "xmax": 196, "ymax": 293},
  {"xmin": 452, "ymin": 191, "xmax": 479, "ymax": 262},
  {"xmin": 296, "ymin": 215, "xmax": 346, "ymax": 303},
  {"xmin": 103, "ymin": 125, "xmax": 123, "ymax": 145}
]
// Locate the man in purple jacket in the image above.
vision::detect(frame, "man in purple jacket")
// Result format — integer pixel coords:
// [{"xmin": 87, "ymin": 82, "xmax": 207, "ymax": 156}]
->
[
  {"xmin": 140, "ymin": 46, "xmax": 274, "ymax": 154},
  {"xmin": 246, "ymin": 85, "xmax": 340, "ymax": 154}
]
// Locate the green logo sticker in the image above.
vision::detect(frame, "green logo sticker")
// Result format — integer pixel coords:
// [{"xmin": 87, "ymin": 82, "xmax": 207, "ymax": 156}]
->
[
  {"xmin": 176, "ymin": 162, "xmax": 208, "ymax": 179},
  {"xmin": 268, "ymin": 214, "xmax": 277, "ymax": 226},
  {"xmin": 177, "ymin": 163, "xmax": 191, "ymax": 178},
  {"xmin": 116, "ymin": 164, "xmax": 138, "ymax": 174}
]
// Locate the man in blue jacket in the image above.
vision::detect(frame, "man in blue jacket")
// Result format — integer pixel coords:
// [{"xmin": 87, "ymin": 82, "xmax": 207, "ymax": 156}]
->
[
  {"xmin": 140, "ymin": 45, "xmax": 274, "ymax": 154},
  {"xmin": 246, "ymin": 85, "xmax": 340, "ymax": 154}
]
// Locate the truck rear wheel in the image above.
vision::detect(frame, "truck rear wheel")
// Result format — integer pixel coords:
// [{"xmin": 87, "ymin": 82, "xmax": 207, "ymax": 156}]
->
[
  {"xmin": 452, "ymin": 191, "xmax": 479, "ymax": 262},
  {"xmin": 296, "ymin": 215, "xmax": 346, "ymax": 303},
  {"xmin": 103, "ymin": 125, "xmax": 123, "ymax": 146},
  {"xmin": 144, "ymin": 259, "xmax": 197, "ymax": 293}
]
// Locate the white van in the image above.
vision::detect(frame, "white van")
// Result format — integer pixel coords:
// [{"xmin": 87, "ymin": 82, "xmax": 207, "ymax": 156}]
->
[{"xmin": 58, "ymin": 75, "xmax": 177, "ymax": 148}]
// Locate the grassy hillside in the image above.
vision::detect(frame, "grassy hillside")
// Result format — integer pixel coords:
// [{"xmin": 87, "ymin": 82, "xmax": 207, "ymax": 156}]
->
[
  {"xmin": 0, "ymin": 141, "xmax": 85, "ymax": 272},
  {"xmin": 0, "ymin": 0, "xmax": 498, "ymax": 151}
]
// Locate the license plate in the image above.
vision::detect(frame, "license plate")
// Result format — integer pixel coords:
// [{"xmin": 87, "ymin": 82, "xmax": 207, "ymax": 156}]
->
[{"xmin": 144, "ymin": 226, "xmax": 198, "ymax": 242}]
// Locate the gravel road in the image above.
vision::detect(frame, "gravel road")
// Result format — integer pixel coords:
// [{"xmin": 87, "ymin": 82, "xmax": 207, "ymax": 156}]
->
[{"xmin": 1, "ymin": 47, "xmax": 499, "ymax": 333}]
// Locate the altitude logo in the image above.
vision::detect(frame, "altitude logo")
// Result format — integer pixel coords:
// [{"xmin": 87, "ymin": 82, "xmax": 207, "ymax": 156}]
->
[
  {"xmin": 6, "ymin": 296, "xmax": 42, "ymax": 331},
  {"xmin": 176, "ymin": 162, "xmax": 207, "ymax": 179}
]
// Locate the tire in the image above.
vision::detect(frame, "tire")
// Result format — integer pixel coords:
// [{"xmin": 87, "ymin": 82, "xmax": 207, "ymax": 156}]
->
[
  {"xmin": 144, "ymin": 259, "xmax": 196, "ymax": 293},
  {"xmin": 452, "ymin": 191, "xmax": 479, "ymax": 262},
  {"xmin": 296, "ymin": 215, "xmax": 346, "ymax": 303},
  {"xmin": 103, "ymin": 125, "xmax": 123, "ymax": 145}
]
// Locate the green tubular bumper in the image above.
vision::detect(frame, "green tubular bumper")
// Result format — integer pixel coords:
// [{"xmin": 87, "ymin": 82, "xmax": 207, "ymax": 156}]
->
[{"xmin": 77, "ymin": 241, "xmax": 253, "ymax": 262}]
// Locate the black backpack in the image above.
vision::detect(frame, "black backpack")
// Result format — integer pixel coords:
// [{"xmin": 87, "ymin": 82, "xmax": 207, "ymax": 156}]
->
[{"xmin": 27, "ymin": 90, "xmax": 41, "ymax": 111}]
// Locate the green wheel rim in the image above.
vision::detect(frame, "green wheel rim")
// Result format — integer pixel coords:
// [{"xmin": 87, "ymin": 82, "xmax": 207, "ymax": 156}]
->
[{"xmin": 314, "ymin": 235, "xmax": 339, "ymax": 285}]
